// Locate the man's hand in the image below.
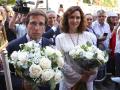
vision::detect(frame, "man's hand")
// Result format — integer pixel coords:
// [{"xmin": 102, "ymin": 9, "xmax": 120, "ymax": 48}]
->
[{"xmin": 98, "ymin": 35, "xmax": 107, "ymax": 42}]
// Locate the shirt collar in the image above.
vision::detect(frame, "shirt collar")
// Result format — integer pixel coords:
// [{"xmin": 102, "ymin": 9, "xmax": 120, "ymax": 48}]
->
[
  {"xmin": 26, "ymin": 34, "xmax": 42, "ymax": 44},
  {"xmin": 97, "ymin": 21, "xmax": 105, "ymax": 27}
]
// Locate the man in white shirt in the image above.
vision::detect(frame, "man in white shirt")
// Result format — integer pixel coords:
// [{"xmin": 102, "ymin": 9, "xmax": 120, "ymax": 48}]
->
[
  {"xmin": 92, "ymin": 10, "xmax": 111, "ymax": 87},
  {"xmin": 92, "ymin": 9, "xmax": 111, "ymax": 50}
]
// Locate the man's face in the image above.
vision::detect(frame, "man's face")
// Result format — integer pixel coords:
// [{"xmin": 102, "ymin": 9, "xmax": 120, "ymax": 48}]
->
[
  {"xmin": 27, "ymin": 15, "xmax": 45, "ymax": 41},
  {"xmin": 47, "ymin": 12, "xmax": 57, "ymax": 26},
  {"xmin": 97, "ymin": 13, "xmax": 106, "ymax": 24}
]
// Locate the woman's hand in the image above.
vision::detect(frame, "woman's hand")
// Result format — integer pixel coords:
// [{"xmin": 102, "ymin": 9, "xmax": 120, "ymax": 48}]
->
[
  {"xmin": 80, "ymin": 69, "xmax": 97, "ymax": 82},
  {"xmin": 83, "ymin": 69, "xmax": 96, "ymax": 76},
  {"xmin": 80, "ymin": 74, "xmax": 90, "ymax": 82}
]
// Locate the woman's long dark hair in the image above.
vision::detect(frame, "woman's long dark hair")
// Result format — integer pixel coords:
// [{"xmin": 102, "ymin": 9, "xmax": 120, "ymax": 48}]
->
[{"xmin": 61, "ymin": 6, "xmax": 86, "ymax": 33}]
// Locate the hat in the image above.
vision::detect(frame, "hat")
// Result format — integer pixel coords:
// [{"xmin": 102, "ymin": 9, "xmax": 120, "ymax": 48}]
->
[{"xmin": 107, "ymin": 11, "xmax": 118, "ymax": 17}]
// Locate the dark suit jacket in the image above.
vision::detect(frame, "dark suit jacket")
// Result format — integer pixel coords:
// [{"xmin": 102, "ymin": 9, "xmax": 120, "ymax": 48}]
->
[
  {"xmin": 43, "ymin": 26, "xmax": 61, "ymax": 45},
  {"xmin": 7, "ymin": 34, "xmax": 53, "ymax": 56},
  {"xmin": 0, "ymin": 35, "xmax": 54, "ymax": 90}
]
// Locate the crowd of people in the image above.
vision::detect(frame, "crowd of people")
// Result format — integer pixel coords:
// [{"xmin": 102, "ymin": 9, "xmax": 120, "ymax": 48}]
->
[{"xmin": 0, "ymin": 4, "xmax": 120, "ymax": 90}]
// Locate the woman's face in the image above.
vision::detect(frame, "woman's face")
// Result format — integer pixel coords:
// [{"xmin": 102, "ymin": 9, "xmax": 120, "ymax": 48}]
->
[
  {"xmin": 68, "ymin": 11, "xmax": 81, "ymax": 31},
  {"xmin": 85, "ymin": 15, "xmax": 93, "ymax": 27},
  {"xmin": 110, "ymin": 16, "xmax": 119, "ymax": 25}
]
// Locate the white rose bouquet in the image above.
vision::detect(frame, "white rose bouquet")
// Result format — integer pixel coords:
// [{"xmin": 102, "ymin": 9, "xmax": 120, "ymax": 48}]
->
[
  {"xmin": 9, "ymin": 41, "xmax": 64, "ymax": 90},
  {"xmin": 69, "ymin": 41, "xmax": 108, "ymax": 70}
]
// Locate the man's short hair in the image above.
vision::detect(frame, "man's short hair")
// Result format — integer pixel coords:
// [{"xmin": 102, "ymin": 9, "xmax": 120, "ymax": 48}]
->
[
  {"xmin": 25, "ymin": 9, "xmax": 47, "ymax": 25},
  {"xmin": 97, "ymin": 9, "xmax": 106, "ymax": 16},
  {"xmin": 46, "ymin": 10, "xmax": 56, "ymax": 14}
]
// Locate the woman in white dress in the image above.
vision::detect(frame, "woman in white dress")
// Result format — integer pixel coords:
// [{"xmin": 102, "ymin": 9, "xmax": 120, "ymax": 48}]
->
[{"xmin": 56, "ymin": 6, "xmax": 97, "ymax": 90}]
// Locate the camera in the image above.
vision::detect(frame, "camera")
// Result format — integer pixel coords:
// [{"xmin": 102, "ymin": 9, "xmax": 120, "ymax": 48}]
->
[{"xmin": 12, "ymin": 0, "xmax": 34, "ymax": 14}]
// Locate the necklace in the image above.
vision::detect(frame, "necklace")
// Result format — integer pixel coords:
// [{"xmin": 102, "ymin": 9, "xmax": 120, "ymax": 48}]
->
[{"xmin": 69, "ymin": 34, "xmax": 79, "ymax": 46}]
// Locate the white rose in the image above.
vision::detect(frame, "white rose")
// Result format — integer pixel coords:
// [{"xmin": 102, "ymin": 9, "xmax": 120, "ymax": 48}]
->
[
  {"xmin": 45, "ymin": 46, "xmax": 55, "ymax": 56},
  {"xmin": 55, "ymin": 49, "xmax": 62, "ymax": 57},
  {"xmin": 34, "ymin": 43, "xmax": 40, "ymax": 47},
  {"xmin": 41, "ymin": 69, "xmax": 55, "ymax": 81},
  {"xmin": 10, "ymin": 51, "xmax": 18, "ymax": 61},
  {"xmin": 87, "ymin": 46, "xmax": 93, "ymax": 52},
  {"xmin": 92, "ymin": 46, "xmax": 98, "ymax": 52},
  {"xmin": 96, "ymin": 48, "xmax": 103, "ymax": 54},
  {"xmin": 54, "ymin": 70, "xmax": 63, "ymax": 84},
  {"xmin": 97, "ymin": 52, "xmax": 108, "ymax": 63},
  {"xmin": 25, "ymin": 41, "xmax": 40, "ymax": 48},
  {"xmin": 76, "ymin": 48, "xmax": 85, "ymax": 55},
  {"xmin": 96, "ymin": 49, "xmax": 104, "ymax": 59},
  {"xmin": 17, "ymin": 61, "xmax": 23, "ymax": 67},
  {"xmin": 17, "ymin": 61, "xmax": 28, "ymax": 68},
  {"xmin": 29, "ymin": 64, "xmax": 42, "ymax": 78},
  {"xmin": 75, "ymin": 49, "xmax": 80, "ymax": 55},
  {"xmin": 33, "ymin": 50, "xmax": 41, "ymax": 63},
  {"xmin": 104, "ymin": 55, "xmax": 108, "ymax": 62},
  {"xmin": 97, "ymin": 53, "xmax": 104, "ymax": 60},
  {"xmin": 34, "ymin": 47, "xmax": 41, "ymax": 53},
  {"xmin": 26, "ymin": 41, "xmax": 33, "ymax": 47},
  {"xmin": 57, "ymin": 57, "xmax": 64, "ymax": 68},
  {"xmin": 69, "ymin": 49, "xmax": 76, "ymax": 56},
  {"xmin": 84, "ymin": 52, "xmax": 94, "ymax": 60},
  {"xmin": 39, "ymin": 57, "xmax": 51, "ymax": 69},
  {"xmin": 25, "ymin": 41, "xmax": 35, "ymax": 48},
  {"xmin": 18, "ymin": 52, "xmax": 28, "ymax": 64}
]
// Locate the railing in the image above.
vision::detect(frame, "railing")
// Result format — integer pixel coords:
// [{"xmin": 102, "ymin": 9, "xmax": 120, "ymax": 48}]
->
[
  {"xmin": 0, "ymin": 25, "xmax": 13, "ymax": 90},
  {"xmin": 0, "ymin": 49, "xmax": 13, "ymax": 90}
]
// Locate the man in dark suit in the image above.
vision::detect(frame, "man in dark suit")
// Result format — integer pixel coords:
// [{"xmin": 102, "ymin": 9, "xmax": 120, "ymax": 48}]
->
[
  {"xmin": 43, "ymin": 10, "xmax": 61, "ymax": 45},
  {"xmin": 43, "ymin": 26, "xmax": 60, "ymax": 45},
  {"xmin": 7, "ymin": 9, "xmax": 53, "ymax": 56},
  {"xmin": 0, "ymin": 9, "xmax": 53, "ymax": 90}
]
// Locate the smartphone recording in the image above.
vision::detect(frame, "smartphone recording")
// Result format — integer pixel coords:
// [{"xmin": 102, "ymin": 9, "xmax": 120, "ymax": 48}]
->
[{"xmin": 103, "ymin": 33, "xmax": 108, "ymax": 36}]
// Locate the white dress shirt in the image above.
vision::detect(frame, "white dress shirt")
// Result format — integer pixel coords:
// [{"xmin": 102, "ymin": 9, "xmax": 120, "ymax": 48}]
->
[{"xmin": 92, "ymin": 20, "xmax": 111, "ymax": 49}]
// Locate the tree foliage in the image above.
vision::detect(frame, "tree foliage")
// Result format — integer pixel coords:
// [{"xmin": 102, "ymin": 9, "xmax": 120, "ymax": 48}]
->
[{"xmin": 0, "ymin": 0, "xmax": 15, "ymax": 5}]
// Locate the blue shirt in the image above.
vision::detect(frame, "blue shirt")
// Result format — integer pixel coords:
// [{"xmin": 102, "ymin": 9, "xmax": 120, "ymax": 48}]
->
[{"xmin": 92, "ymin": 20, "xmax": 111, "ymax": 49}]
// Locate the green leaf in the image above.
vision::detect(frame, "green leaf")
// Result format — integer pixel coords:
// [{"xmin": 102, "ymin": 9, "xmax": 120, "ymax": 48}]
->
[
  {"xmin": 7, "ymin": 0, "xmax": 15, "ymax": 5},
  {"xmin": 86, "ymin": 41, "xmax": 92, "ymax": 47}
]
